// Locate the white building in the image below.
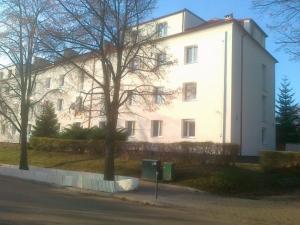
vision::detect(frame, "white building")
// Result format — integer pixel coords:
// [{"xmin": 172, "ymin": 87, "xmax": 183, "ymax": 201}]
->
[{"xmin": 0, "ymin": 9, "xmax": 276, "ymax": 156}]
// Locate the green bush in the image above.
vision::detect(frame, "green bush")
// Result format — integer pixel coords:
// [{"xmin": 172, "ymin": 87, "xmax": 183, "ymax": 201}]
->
[
  {"xmin": 29, "ymin": 137, "xmax": 238, "ymax": 165},
  {"xmin": 59, "ymin": 124, "xmax": 90, "ymax": 140},
  {"xmin": 59, "ymin": 125, "xmax": 128, "ymax": 141},
  {"xmin": 29, "ymin": 137, "xmax": 105, "ymax": 154},
  {"xmin": 261, "ymin": 151, "xmax": 300, "ymax": 171}
]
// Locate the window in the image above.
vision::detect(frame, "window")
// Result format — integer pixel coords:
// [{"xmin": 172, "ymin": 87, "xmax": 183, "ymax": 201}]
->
[
  {"xmin": 182, "ymin": 120, "xmax": 195, "ymax": 137},
  {"xmin": 262, "ymin": 95, "xmax": 266, "ymax": 122},
  {"xmin": 262, "ymin": 64, "xmax": 267, "ymax": 91},
  {"xmin": 127, "ymin": 90, "xmax": 134, "ymax": 105},
  {"xmin": 11, "ymin": 126, "xmax": 16, "ymax": 135},
  {"xmin": 156, "ymin": 22, "xmax": 168, "ymax": 37},
  {"xmin": 129, "ymin": 58, "xmax": 140, "ymax": 71},
  {"xmin": 153, "ymin": 87, "xmax": 163, "ymax": 104},
  {"xmin": 262, "ymin": 127, "xmax": 267, "ymax": 145},
  {"xmin": 0, "ymin": 72, "xmax": 3, "ymax": 80},
  {"xmin": 183, "ymin": 82, "xmax": 197, "ymax": 101},
  {"xmin": 46, "ymin": 78, "xmax": 51, "ymax": 89},
  {"xmin": 1, "ymin": 124, "xmax": 6, "ymax": 135},
  {"xmin": 8, "ymin": 69, "xmax": 12, "ymax": 76},
  {"xmin": 130, "ymin": 30, "xmax": 138, "ymax": 42},
  {"xmin": 4, "ymin": 86, "xmax": 10, "ymax": 95},
  {"xmin": 79, "ymin": 73, "xmax": 84, "ymax": 90},
  {"xmin": 156, "ymin": 53, "xmax": 166, "ymax": 67},
  {"xmin": 185, "ymin": 46, "xmax": 198, "ymax": 64},
  {"xmin": 73, "ymin": 122, "xmax": 81, "ymax": 127},
  {"xmin": 59, "ymin": 75, "xmax": 65, "ymax": 87},
  {"xmin": 57, "ymin": 99, "xmax": 63, "ymax": 111},
  {"xmin": 125, "ymin": 121, "xmax": 135, "ymax": 136},
  {"xmin": 28, "ymin": 124, "xmax": 32, "ymax": 135},
  {"xmin": 99, "ymin": 121, "xmax": 107, "ymax": 129},
  {"xmin": 151, "ymin": 120, "xmax": 162, "ymax": 137}
]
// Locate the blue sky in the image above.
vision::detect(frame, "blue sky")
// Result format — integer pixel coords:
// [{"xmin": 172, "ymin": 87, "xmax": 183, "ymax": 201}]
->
[{"xmin": 154, "ymin": 0, "xmax": 300, "ymax": 103}]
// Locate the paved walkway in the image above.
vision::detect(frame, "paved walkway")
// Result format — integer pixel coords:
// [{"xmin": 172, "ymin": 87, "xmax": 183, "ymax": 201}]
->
[{"xmin": 114, "ymin": 181, "xmax": 300, "ymax": 225}]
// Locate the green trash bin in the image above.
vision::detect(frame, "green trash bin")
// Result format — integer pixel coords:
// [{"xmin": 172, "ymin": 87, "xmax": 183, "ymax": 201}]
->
[
  {"xmin": 163, "ymin": 162, "xmax": 175, "ymax": 181},
  {"xmin": 141, "ymin": 159, "xmax": 161, "ymax": 181}
]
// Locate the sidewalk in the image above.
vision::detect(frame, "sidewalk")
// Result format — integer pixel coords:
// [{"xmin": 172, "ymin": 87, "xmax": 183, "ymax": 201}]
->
[
  {"xmin": 112, "ymin": 180, "xmax": 300, "ymax": 225},
  {"xmin": 114, "ymin": 180, "xmax": 211, "ymax": 207}
]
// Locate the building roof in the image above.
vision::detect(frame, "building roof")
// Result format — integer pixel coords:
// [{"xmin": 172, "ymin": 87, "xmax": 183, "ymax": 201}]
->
[
  {"xmin": 139, "ymin": 8, "xmax": 206, "ymax": 26},
  {"xmin": 158, "ymin": 17, "xmax": 278, "ymax": 63}
]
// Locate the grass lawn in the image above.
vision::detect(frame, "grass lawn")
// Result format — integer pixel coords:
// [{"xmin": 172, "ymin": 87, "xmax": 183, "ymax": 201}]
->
[{"xmin": 1, "ymin": 146, "xmax": 300, "ymax": 197}]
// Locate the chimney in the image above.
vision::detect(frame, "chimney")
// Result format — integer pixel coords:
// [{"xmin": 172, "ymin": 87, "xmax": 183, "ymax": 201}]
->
[
  {"xmin": 224, "ymin": 13, "xmax": 234, "ymax": 20},
  {"xmin": 63, "ymin": 48, "xmax": 78, "ymax": 58},
  {"xmin": 34, "ymin": 57, "xmax": 51, "ymax": 69}
]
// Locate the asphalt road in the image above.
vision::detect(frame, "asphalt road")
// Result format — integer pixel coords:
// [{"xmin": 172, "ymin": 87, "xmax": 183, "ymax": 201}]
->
[{"xmin": 0, "ymin": 175, "xmax": 207, "ymax": 225}]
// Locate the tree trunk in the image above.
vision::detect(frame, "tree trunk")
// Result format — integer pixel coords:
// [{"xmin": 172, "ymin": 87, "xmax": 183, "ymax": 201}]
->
[
  {"xmin": 19, "ymin": 104, "xmax": 29, "ymax": 170},
  {"xmin": 104, "ymin": 133, "xmax": 115, "ymax": 181},
  {"xmin": 103, "ymin": 106, "xmax": 118, "ymax": 181}
]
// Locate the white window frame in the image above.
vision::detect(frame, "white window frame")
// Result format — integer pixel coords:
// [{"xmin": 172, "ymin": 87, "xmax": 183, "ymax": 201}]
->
[
  {"xmin": 125, "ymin": 121, "xmax": 136, "ymax": 136},
  {"xmin": 151, "ymin": 120, "xmax": 163, "ymax": 137},
  {"xmin": 182, "ymin": 119, "xmax": 196, "ymax": 138},
  {"xmin": 183, "ymin": 82, "xmax": 197, "ymax": 101},
  {"xmin": 185, "ymin": 45, "xmax": 198, "ymax": 64}
]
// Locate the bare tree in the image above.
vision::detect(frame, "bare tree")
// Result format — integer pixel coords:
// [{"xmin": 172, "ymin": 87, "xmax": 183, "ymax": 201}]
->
[
  {"xmin": 42, "ymin": 0, "xmax": 174, "ymax": 180},
  {"xmin": 0, "ymin": 0, "xmax": 53, "ymax": 170},
  {"xmin": 253, "ymin": 0, "xmax": 300, "ymax": 58}
]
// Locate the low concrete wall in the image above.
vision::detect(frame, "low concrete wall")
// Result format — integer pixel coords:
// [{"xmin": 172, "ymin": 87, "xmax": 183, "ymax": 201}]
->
[{"xmin": 0, "ymin": 164, "xmax": 139, "ymax": 193}]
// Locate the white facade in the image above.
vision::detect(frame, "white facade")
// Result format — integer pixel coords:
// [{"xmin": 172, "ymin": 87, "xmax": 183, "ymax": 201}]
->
[{"xmin": 0, "ymin": 9, "xmax": 276, "ymax": 156}]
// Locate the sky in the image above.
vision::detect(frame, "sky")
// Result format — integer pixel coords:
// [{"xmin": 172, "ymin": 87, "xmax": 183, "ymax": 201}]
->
[{"xmin": 154, "ymin": 0, "xmax": 300, "ymax": 103}]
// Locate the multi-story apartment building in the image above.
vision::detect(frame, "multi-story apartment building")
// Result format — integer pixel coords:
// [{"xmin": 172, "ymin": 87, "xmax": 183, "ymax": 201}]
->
[{"xmin": 0, "ymin": 9, "xmax": 276, "ymax": 156}]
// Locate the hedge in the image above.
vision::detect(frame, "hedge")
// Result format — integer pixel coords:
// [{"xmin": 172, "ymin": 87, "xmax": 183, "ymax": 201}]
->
[
  {"xmin": 29, "ymin": 137, "xmax": 239, "ymax": 165},
  {"xmin": 29, "ymin": 137, "xmax": 105, "ymax": 155},
  {"xmin": 261, "ymin": 151, "xmax": 300, "ymax": 171}
]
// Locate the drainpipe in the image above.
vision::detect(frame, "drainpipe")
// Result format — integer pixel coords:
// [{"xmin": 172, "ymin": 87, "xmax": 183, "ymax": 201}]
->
[
  {"xmin": 88, "ymin": 58, "xmax": 96, "ymax": 128},
  {"xmin": 223, "ymin": 32, "xmax": 228, "ymax": 145},
  {"xmin": 239, "ymin": 34, "xmax": 246, "ymax": 156}
]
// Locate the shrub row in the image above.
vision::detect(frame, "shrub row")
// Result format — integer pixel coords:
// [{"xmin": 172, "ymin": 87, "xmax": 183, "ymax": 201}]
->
[
  {"xmin": 29, "ymin": 137, "xmax": 106, "ymax": 155},
  {"xmin": 117, "ymin": 142, "xmax": 239, "ymax": 165},
  {"xmin": 29, "ymin": 137, "xmax": 239, "ymax": 165},
  {"xmin": 261, "ymin": 151, "xmax": 300, "ymax": 171},
  {"xmin": 0, "ymin": 142, "xmax": 19, "ymax": 151}
]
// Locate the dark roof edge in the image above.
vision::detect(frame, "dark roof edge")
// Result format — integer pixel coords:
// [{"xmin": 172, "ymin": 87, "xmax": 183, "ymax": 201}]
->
[
  {"xmin": 233, "ymin": 20, "xmax": 277, "ymax": 63},
  {"xmin": 183, "ymin": 8, "xmax": 206, "ymax": 22},
  {"xmin": 241, "ymin": 18, "xmax": 268, "ymax": 38}
]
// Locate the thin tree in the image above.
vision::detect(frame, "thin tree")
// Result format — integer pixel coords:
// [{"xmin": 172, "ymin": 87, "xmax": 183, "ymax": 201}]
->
[
  {"xmin": 253, "ymin": 0, "xmax": 300, "ymax": 58},
  {"xmin": 32, "ymin": 101, "xmax": 60, "ymax": 138},
  {"xmin": 276, "ymin": 77, "xmax": 299, "ymax": 148},
  {"xmin": 0, "ymin": 0, "xmax": 53, "ymax": 170},
  {"xmin": 42, "ymin": 0, "xmax": 174, "ymax": 180}
]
